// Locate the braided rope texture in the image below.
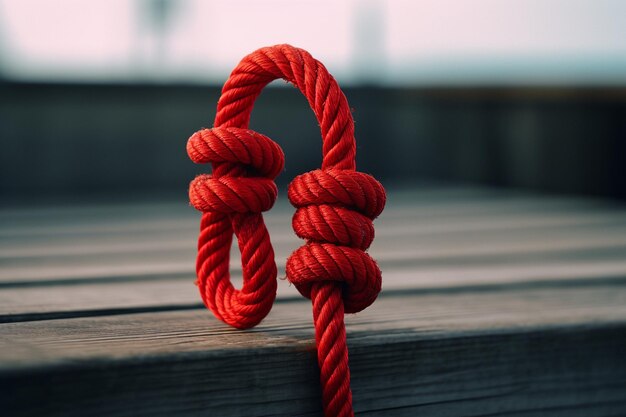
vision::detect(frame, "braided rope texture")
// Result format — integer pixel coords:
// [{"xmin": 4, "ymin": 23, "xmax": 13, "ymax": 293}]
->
[{"xmin": 187, "ymin": 44, "xmax": 386, "ymax": 417}]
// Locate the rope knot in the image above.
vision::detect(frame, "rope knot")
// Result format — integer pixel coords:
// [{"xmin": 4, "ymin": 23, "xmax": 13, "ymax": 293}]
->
[
  {"xmin": 286, "ymin": 169, "xmax": 386, "ymax": 313},
  {"xmin": 189, "ymin": 45, "xmax": 387, "ymax": 415},
  {"xmin": 187, "ymin": 127, "xmax": 285, "ymax": 214}
]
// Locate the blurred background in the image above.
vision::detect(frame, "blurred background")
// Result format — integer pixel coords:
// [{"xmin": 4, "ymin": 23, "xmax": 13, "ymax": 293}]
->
[{"xmin": 1, "ymin": 0, "xmax": 625, "ymax": 202}]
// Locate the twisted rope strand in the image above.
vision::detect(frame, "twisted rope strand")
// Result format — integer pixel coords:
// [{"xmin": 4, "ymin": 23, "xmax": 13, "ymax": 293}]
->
[{"xmin": 187, "ymin": 44, "xmax": 386, "ymax": 417}]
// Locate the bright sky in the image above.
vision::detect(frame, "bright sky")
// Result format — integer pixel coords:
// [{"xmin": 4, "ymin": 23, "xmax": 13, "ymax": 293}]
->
[{"xmin": 0, "ymin": 0, "xmax": 625, "ymax": 85}]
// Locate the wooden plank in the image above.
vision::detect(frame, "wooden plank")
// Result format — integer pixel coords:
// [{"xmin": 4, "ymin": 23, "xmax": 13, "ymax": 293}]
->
[
  {"xmin": 1, "ymin": 187, "xmax": 618, "ymax": 241},
  {"xmin": 3, "ymin": 221, "xmax": 626, "ymax": 284},
  {"xmin": 3, "ymin": 207, "xmax": 625, "ymax": 259},
  {"xmin": 2, "ymin": 189, "xmax": 626, "ymax": 283},
  {"xmin": 1, "ymin": 284, "xmax": 625, "ymax": 416},
  {"xmin": 0, "ymin": 187, "xmax": 480, "ymax": 236},
  {"xmin": 2, "ymin": 256, "xmax": 626, "ymax": 323},
  {"xmin": 3, "ymin": 190, "xmax": 624, "ymax": 285}
]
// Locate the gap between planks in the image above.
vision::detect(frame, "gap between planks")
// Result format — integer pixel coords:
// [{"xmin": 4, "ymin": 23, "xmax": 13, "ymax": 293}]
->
[{"xmin": 2, "ymin": 258, "xmax": 626, "ymax": 323}]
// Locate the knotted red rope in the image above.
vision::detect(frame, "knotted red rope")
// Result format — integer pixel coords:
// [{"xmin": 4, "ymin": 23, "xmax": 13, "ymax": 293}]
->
[{"xmin": 187, "ymin": 44, "xmax": 386, "ymax": 417}]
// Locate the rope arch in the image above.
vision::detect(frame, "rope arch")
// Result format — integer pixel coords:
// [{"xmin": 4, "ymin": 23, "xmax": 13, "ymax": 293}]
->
[{"xmin": 187, "ymin": 44, "xmax": 386, "ymax": 417}]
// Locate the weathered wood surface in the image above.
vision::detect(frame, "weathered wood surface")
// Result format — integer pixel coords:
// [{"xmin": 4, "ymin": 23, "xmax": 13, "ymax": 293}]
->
[
  {"xmin": 1, "ymin": 186, "xmax": 626, "ymax": 416},
  {"xmin": 2, "ymin": 286, "xmax": 626, "ymax": 416}
]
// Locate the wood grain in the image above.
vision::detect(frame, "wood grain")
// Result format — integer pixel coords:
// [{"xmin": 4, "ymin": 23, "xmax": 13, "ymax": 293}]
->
[
  {"xmin": 2, "ymin": 187, "xmax": 626, "ymax": 416},
  {"xmin": 2, "ymin": 191, "xmax": 625, "ymax": 285},
  {"xmin": 3, "ymin": 257, "xmax": 626, "ymax": 323},
  {"xmin": 1, "ymin": 284, "xmax": 625, "ymax": 416}
]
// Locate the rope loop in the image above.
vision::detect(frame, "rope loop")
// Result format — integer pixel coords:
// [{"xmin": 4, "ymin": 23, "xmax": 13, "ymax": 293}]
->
[{"xmin": 188, "ymin": 126, "xmax": 284, "ymax": 329}]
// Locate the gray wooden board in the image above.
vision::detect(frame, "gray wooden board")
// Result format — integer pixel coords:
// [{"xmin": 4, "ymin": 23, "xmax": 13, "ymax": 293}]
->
[
  {"xmin": 3, "ymin": 209, "xmax": 626, "ymax": 259},
  {"xmin": 4, "ymin": 212, "xmax": 625, "ymax": 266},
  {"xmin": 1, "ymin": 284, "xmax": 626, "ymax": 416},
  {"xmin": 2, "ymin": 186, "xmax": 626, "ymax": 416},
  {"xmin": 0, "ymin": 186, "xmax": 620, "ymax": 241},
  {"xmin": 3, "ymin": 257, "xmax": 626, "ymax": 323},
  {"xmin": 2, "ymin": 189, "xmax": 626, "ymax": 285}
]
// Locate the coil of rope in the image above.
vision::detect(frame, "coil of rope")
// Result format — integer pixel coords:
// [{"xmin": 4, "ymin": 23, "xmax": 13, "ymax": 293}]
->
[{"xmin": 187, "ymin": 44, "xmax": 386, "ymax": 417}]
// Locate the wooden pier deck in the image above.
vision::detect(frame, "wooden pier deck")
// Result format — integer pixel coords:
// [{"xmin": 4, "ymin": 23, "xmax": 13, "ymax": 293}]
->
[{"xmin": 2, "ymin": 186, "xmax": 626, "ymax": 416}]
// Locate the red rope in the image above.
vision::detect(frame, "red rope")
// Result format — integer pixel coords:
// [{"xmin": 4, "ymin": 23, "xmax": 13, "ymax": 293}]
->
[{"xmin": 187, "ymin": 44, "xmax": 386, "ymax": 417}]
